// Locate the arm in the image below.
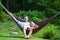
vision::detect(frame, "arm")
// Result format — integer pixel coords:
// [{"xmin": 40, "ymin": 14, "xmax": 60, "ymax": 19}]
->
[
  {"xmin": 9, "ymin": 12, "xmax": 19, "ymax": 22},
  {"xmin": 14, "ymin": 16, "xmax": 24, "ymax": 22}
]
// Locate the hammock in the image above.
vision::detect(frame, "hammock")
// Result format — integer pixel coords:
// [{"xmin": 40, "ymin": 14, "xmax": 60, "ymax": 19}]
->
[{"xmin": 0, "ymin": 3, "xmax": 60, "ymax": 34}]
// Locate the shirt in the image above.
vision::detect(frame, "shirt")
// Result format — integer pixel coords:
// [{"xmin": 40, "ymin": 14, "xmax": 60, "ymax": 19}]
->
[{"xmin": 18, "ymin": 21, "xmax": 30, "ymax": 28}]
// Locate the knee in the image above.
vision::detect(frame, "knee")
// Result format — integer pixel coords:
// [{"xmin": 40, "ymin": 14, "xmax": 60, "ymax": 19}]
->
[
  {"xmin": 29, "ymin": 27, "xmax": 33, "ymax": 30},
  {"xmin": 23, "ymin": 26, "xmax": 26, "ymax": 29},
  {"xmin": 30, "ymin": 22, "xmax": 35, "ymax": 27}
]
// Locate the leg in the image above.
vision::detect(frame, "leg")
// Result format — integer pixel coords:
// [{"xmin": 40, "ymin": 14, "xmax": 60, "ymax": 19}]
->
[
  {"xmin": 30, "ymin": 22, "xmax": 38, "ymax": 29},
  {"xmin": 30, "ymin": 22, "xmax": 35, "ymax": 27},
  {"xmin": 23, "ymin": 26, "xmax": 27, "ymax": 38},
  {"xmin": 27, "ymin": 22, "xmax": 35, "ymax": 38},
  {"xmin": 27, "ymin": 27, "xmax": 33, "ymax": 38}
]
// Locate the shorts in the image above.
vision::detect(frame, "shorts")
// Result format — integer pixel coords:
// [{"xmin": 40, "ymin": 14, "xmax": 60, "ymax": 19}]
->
[
  {"xmin": 23, "ymin": 26, "xmax": 31, "ymax": 30},
  {"xmin": 27, "ymin": 27, "xmax": 31, "ymax": 30}
]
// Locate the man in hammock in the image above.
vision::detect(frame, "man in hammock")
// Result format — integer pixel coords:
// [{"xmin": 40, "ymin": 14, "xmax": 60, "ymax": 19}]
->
[
  {"xmin": 9, "ymin": 13, "xmax": 38, "ymax": 38},
  {"xmin": 17, "ymin": 16, "xmax": 38, "ymax": 38}
]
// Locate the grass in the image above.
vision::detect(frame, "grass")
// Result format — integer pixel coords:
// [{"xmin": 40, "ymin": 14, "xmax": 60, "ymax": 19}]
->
[{"xmin": 0, "ymin": 21, "xmax": 60, "ymax": 40}]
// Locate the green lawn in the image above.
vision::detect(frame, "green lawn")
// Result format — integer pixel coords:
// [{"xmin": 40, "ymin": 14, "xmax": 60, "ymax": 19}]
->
[{"xmin": 0, "ymin": 21, "xmax": 59, "ymax": 40}]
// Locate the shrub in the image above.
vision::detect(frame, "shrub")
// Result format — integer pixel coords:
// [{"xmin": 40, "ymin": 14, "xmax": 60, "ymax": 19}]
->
[
  {"xmin": 52, "ymin": 37, "xmax": 60, "ymax": 40},
  {"xmin": 43, "ymin": 31, "xmax": 54, "ymax": 39},
  {"xmin": 0, "ymin": 12, "xmax": 11, "ymax": 22},
  {"xmin": 43, "ymin": 30, "xmax": 60, "ymax": 40}
]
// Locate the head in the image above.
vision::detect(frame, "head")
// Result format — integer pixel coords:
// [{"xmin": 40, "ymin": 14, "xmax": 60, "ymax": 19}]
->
[{"xmin": 24, "ymin": 16, "xmax": 28, "ymax": 22}]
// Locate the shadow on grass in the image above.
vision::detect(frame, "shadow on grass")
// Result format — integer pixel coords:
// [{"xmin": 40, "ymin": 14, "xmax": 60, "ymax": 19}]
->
[{"xmin": 0, "ymin": 35, "xmax": 24, "ymax": 38}]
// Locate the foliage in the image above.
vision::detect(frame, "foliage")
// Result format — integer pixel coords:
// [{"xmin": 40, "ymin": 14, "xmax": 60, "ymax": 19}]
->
[
  {"xmin": 42, "ymin": 25, "xmax": 60, "ymax": 40},
  {"xmin": 43, "ymin": 31, "xmax": 60, "ymax": 40},
  {"xmin": 0, "ymin": 0, "xmax": 2, "ymax": 12},
  {"xmin": 0, "ymin": 0, "xmax": 60, "ymax": 24},
  {"xmin": 1, "ymin": 0, "xmax": 60, "ymax": 12},
  {"xmin": 14, "ymin": 10, "xmax": 60, "ymax": 25},
  {"xmin": 43, "ymin": 31, "xmax": 53, "ymax": 39},
  {"xmin": 0, "ymin": 1, "xmax": 59, "ymax": 24},
  {"xmin": 15, "ymin": 10, "xmax": 45, "ymax": 22},
  {"xmin": 0, "ymin": 12, "xmax": 11, "ymax": 22}
]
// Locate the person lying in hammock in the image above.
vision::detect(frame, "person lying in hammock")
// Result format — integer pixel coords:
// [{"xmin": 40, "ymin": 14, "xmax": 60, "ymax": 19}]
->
[
  {"xmin": 9, "ymin": 13, "xmax": 38, "ymax": 39},
  {"xmin": 17, "ymin": 16, "xmax": 38, "ymax": 38}
]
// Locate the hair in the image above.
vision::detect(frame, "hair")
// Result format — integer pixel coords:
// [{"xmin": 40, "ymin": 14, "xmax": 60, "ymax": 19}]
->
[{"xmin": 24, "ymin": 15, "xmax": 28, "ymax": 17}]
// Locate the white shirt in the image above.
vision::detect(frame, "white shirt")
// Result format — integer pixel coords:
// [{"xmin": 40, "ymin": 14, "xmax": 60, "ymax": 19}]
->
[{"xmin": 18, "ymin": 21, "xmax": 30, "ymax": 28}]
